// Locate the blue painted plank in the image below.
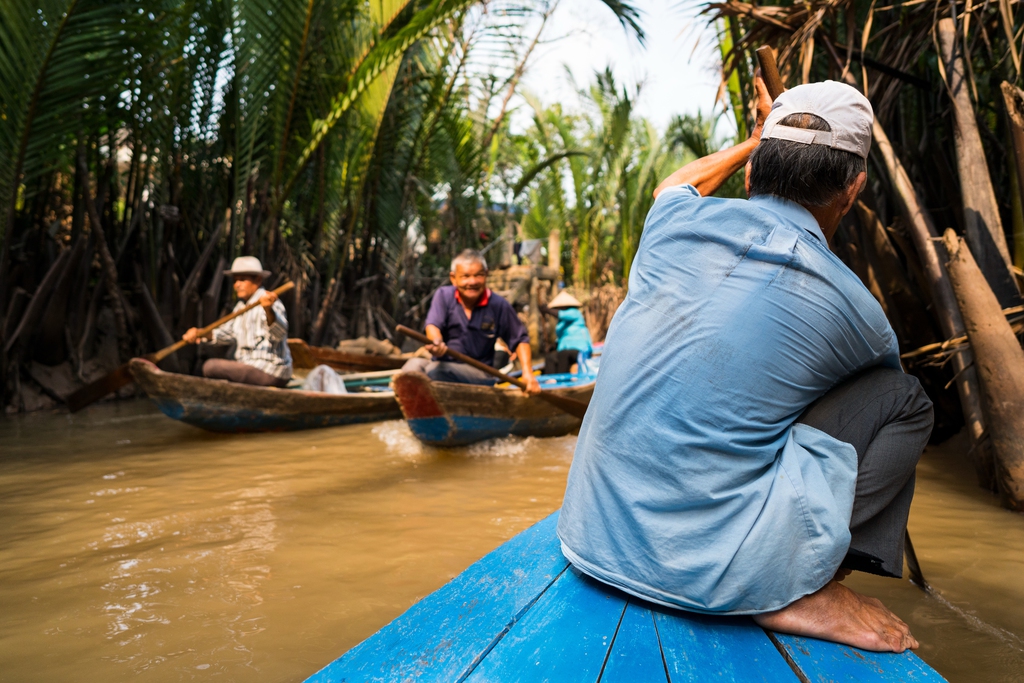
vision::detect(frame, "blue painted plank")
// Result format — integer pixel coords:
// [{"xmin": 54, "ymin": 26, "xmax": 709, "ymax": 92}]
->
[
  {"xmin": 773, "ymin": 634, "xmax": 948, "ymax": 682},
  {"xmin": 406, "ymin": 415, "xmax": 580, "ymax": 446},
  {"xmin": 463, "ymin": 567, "xmax": 627, "ymax": 683},
  {"xmin": 599, "ymin": 601, "xmax": 669, "ymax": 683},
  {"xmin": 654, "ymin": 609, "xmax": 799, "ymax": 682},
  {"xmin": 305, "ymin": 513, "xmax": 569, "ymax": 682}
]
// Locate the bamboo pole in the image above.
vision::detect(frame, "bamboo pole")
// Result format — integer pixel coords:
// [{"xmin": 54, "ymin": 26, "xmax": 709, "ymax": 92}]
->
[
  {"xmin": 942, "ymin": 229, "xmax": 1024, "ymax": 509},
  {"xmin": 938, "ymin": 19, "xmax": 1020, "ymax": 306},
  {"xmin": 1001, "ymin": 81, "xmax": 1024, "ymax": 270},
  {"xmin": 872, "ymin": 118, "xmax": 990, "ymax": 484},
  {"xmin": 821, "ymin": 38, "xmax": 990, "ymax": 482}
]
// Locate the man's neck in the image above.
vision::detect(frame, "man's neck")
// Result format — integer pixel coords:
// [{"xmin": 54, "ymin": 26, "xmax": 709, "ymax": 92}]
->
[{"xmin": 803, "ymin": 204, "xmax": 841, "ymax": 244}]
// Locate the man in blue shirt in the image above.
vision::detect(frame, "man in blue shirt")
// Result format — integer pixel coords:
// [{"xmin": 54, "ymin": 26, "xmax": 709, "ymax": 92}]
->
[
  {"xmin": 557, "ymin": 78, "xmax": 931, "ymax": 653},
  {"xmin": 403, "ymin": 249, "xmax": 541, "ymax": 394}
]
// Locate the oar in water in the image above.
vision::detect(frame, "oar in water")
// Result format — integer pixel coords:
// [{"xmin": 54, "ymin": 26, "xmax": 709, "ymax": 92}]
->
[
  {"xmin": 395, "ymin": 324, "xmax": 590, "ymax": 420},
  {"xmin": 754, "ymin": 46, "xmax": 932, "ymax": 594},
  {"xmin": 67, "ymin": 281, "xmax": 295, "ymax": 412}
]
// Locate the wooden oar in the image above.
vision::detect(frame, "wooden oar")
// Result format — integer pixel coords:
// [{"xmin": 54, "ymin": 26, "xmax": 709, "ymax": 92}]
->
[
  {"xmin": 67, "ymin": 281, "xmax": 295, "ymax": 412},
  {"xmin": 755, "ymin": 46, "xmax": 785, "ymax": 100},
  {"xmin": 395, "ymin": 325, "xmax": 590, "ymax": 419}
]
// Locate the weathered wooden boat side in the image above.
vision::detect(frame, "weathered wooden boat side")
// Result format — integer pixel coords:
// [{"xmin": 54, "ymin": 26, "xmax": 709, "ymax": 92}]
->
[
  {"xmin": 289, "ymin": 339, "xmax": 407, "ymax": 372},
  {"xmin": 305, "ymin": 513, "xmax": 947, "ymax": 683},
  {"xmin": 392, "ymin": 371, "xmax": 595, "ymax": 446},
  {"xmin": 130, "ymin": 359, "xmax": 401, "ymax": 433}
]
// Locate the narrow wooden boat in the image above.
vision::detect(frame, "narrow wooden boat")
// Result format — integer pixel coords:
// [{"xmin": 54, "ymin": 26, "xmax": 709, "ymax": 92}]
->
[
  {"xmin": 289, "ymin": 338, "xmax": 407, "ymax": 372},
  {"xmin": 305, "ymin": 512, "xmax": 947, "ymax": 683},
  {"xmin": 391, "ymin": 370, "xmax": 596, "ymax": 447},
  {"xmin": 130, "ymin": 358, "xmax": 401, "ymax": 433}
]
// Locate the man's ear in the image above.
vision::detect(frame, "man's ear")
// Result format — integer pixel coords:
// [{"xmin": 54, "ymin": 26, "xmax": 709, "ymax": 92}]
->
[
  {"xmin": 744, "ymin": 161, "xmax": 752, "ymax": 197},
  {"xmin": 840, "ymin": 171, "xmax": 867, "ymax": 217},
  {"xmin": 449, "ymin": 271, "xmax": 457, "ymax": 286}
]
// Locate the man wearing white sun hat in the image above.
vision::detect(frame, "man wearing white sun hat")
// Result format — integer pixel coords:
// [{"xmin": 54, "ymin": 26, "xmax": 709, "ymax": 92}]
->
[
  {"xmin": 182, "ymin": 256, "xmax": 292, "ymax": 387},
  {"xmin": 558, "ymin": 76, "xmax": 932, "ymax": 654}
]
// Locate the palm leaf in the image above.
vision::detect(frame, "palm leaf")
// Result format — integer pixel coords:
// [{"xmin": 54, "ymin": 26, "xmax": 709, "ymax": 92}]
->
[{"xmin": 0, "ymin": 0, "xmax": 133, "ymax": 238}]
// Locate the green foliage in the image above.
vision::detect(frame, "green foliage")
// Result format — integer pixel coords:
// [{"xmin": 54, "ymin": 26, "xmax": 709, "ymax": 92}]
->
[
  {"xmin": 0, "ymin": 0, "xmax": 647, "ymax": 354},
  {"xmin": 506, "ymin": 76, "xmax": 733, "ymax": 287}
]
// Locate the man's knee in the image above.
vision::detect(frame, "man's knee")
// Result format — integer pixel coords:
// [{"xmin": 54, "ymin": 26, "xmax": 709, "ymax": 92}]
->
[
  {"xmin": 202, "ymin": 358, "xmax": 226, "ymax": 378},
  {"xmin": 402, "ymin": 357, "xmax": 430, "ymax": 373},
  {"xmin": 428, "ymin": 361, "xmax": 495, "ymax": 385},
  {"xmin": 876, "ymin": 369, "xmax": 933, "ymax": 432}
]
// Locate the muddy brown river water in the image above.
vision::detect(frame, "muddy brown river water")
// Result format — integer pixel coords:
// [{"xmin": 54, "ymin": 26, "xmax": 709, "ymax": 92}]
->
[{"xmin": 0, "ymin": 401, "xmax": 1022, "ymax": 682}]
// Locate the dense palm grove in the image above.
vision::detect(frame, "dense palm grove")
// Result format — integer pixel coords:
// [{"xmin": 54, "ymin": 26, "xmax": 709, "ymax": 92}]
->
[
  {"xmin": 0, "ymin": 0, "xmax": 675, "ymax": 410},
  {"xmin": 5, "ymin": 0, "xmax": 1024, "ymax": 503}
]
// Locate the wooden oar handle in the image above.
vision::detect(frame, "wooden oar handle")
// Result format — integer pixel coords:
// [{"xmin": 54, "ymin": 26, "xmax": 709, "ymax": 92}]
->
[
  {"xmin": 396, "ymin": 324, "xmax": 527, "ymax": 390},
  {"xmin": 755, "ymin": 46, "xmax": 785, "ymax": 101},
  {"xmin": 154, "ymin": 281, "xmax": 295, "ymax": 363}
]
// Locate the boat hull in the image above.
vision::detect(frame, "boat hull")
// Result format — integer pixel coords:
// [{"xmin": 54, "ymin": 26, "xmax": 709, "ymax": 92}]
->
[
  {"xmin": 391, "ymin": 371, "xmax": 594, "ymax": 446},
  {"xmin": 130, "ymin": 359, "xmax": 401, "ymax": 433},
  {"xmin": 305, "ymin": 512, "xmax": 948, "ymax": 682}
]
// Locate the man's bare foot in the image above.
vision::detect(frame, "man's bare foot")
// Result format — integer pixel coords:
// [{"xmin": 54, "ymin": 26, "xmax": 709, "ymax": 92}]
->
[{"xmin": 753, "ymin": 580, "xmax": 919, "ymax": 653}]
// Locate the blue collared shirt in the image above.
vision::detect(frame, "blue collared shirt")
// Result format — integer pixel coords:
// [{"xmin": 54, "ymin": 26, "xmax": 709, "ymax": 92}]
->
[
  {"xmin": 424, "ymin": 286, "xmax": 530, "ymax": 365},
  {"xmin": 557, "ymin": 185, "xmax": 900, "ymax": 615}
]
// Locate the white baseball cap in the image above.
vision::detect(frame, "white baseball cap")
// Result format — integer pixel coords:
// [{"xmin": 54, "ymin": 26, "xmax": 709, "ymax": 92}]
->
[
  {"xmin": 224, "ymin": 256, "xmax": 271, "ymax": 278},
  {"xmin": 761, "ymin": 81, "xmax": 874, "ymax": 159}
]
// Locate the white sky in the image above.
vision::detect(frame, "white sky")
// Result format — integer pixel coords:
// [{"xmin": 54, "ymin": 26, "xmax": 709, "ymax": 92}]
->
[{"xmin": 512, "ymin": 0, "xmax": 731, "ymax": 134}]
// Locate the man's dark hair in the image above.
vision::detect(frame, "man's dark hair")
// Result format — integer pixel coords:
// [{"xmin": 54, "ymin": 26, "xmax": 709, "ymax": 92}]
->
[{"xmin": 748, "ymin": 113, "xmax": 865, "ymax": 207}]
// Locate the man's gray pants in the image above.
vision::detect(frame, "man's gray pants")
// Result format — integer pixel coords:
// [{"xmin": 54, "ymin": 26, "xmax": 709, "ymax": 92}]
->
[
  {"xmin": 402, "ymin": 357, "xmax": 497, "ymax": 385},
  {"xmin": 797, "ymin": 367, "xmax": 934, "ymax": 578}
]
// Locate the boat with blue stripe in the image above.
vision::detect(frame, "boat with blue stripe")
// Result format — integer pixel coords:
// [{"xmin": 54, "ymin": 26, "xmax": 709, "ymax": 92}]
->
[
  {"xmin": 305, "ymin": 512, "xmax": 947, "ymax": 682},
  {"xmin": 130, "ymin": 358, "xmax": 401, "ymax": 433},
  {"xmin": 391, "ymin": 370, "xmax": 596, "ymax": 446}
]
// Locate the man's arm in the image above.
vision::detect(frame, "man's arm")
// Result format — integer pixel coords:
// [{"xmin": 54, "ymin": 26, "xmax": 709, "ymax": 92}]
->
[
  {"xmin": 264, "ymin": 295, "xmax": 288, "ymax": 343},
  {"xmin": 515, "ymin": 342, "xmax": 542, "ymax": 395},
  {"xmin": 184, "ymin": 310, "xmax": 236, "ymax": 344},
  {"xmin": 424, "ymin": 323, "xmax": 448, "ymax": 358},
  {"xmin": 422, "ymin": 288, "xmax": 451, "ymax": 358},
  {"xmin": 653, "ymin": 75, "xmax": 773, "ymax": 199}
]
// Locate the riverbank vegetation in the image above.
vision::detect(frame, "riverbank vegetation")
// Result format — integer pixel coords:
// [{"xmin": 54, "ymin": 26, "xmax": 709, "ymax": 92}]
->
[{"xmin": 0, "ymin": 0, "xmax": 659, "ymax": 407}]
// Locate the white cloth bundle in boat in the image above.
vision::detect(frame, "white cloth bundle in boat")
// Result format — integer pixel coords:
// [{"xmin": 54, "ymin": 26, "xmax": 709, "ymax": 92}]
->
[{"xmin": 302, "ymin": 365, "xmax": 348, "ymax": 394}]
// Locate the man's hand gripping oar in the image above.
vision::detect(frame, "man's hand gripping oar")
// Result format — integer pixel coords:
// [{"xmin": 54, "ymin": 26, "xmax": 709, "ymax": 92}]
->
[
  {"xmin": 67, "ymin": 281, "xmax": 295, "ymax": 412},
  {"xmin": 396, "ymin": 325, "xmax": 590, "ymax": 420}
]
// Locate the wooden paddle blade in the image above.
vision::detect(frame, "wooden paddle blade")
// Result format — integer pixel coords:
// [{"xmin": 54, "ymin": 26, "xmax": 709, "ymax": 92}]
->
[
  {"xmin": 539, "ymin": 392, "xmax": 589, "ymax": 420},
  {"xmin": 66, "ymin": 363, "xmax": 134, "ymax": 413}
]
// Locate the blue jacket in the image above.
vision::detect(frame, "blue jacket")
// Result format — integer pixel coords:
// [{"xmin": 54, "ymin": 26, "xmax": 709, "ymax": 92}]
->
[{"xmin": 555, "ymin": 308, "xmax": 592, "ymax": 355}]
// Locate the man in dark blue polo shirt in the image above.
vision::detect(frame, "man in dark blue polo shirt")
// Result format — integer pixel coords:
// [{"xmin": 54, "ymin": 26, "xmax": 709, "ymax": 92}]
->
[{"xmin": 403, "ymin": 249, "xmax": 541, "ymax": 394}]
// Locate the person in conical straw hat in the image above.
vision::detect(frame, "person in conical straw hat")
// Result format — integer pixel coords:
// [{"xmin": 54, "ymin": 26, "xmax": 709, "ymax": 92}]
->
[
  {"xmin": 539, "ymin": 290, "xmax": 592, "ymax": 375},
  {"xmin": 182, "ymin": 256, "xmax": 292, "ymax": 387},
  {"xmin": 558, "ymin": 75, "xmax": 930, "ymax": 654}
]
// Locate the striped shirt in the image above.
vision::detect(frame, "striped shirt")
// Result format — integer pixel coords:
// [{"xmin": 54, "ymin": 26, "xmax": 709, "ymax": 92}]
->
[{"xmin": 212, "ymin": 288, "xmax": 292, "ymax": 379}]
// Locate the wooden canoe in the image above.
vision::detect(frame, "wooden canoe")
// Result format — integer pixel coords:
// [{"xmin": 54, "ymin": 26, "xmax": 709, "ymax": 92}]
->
[
  {"xmin": 305, "ymin": 512, "xmax": 947, "ymax": 683},
  {"xmin": 130, "ymin": 358, "xmax": 401, "ymax": 433},
  {"xmin": 391, "ymin": 371, "xmax": 596, "ymax": 447},
  {"xmin": 288, "ymin": 338, "xmax": 407, "ymax": 372}
]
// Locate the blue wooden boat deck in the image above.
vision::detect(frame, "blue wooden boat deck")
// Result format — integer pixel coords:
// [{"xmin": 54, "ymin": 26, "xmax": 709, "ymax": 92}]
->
[{"xmin": 305, "ymin": 513, "xmax": 947, "ymax": 682}]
